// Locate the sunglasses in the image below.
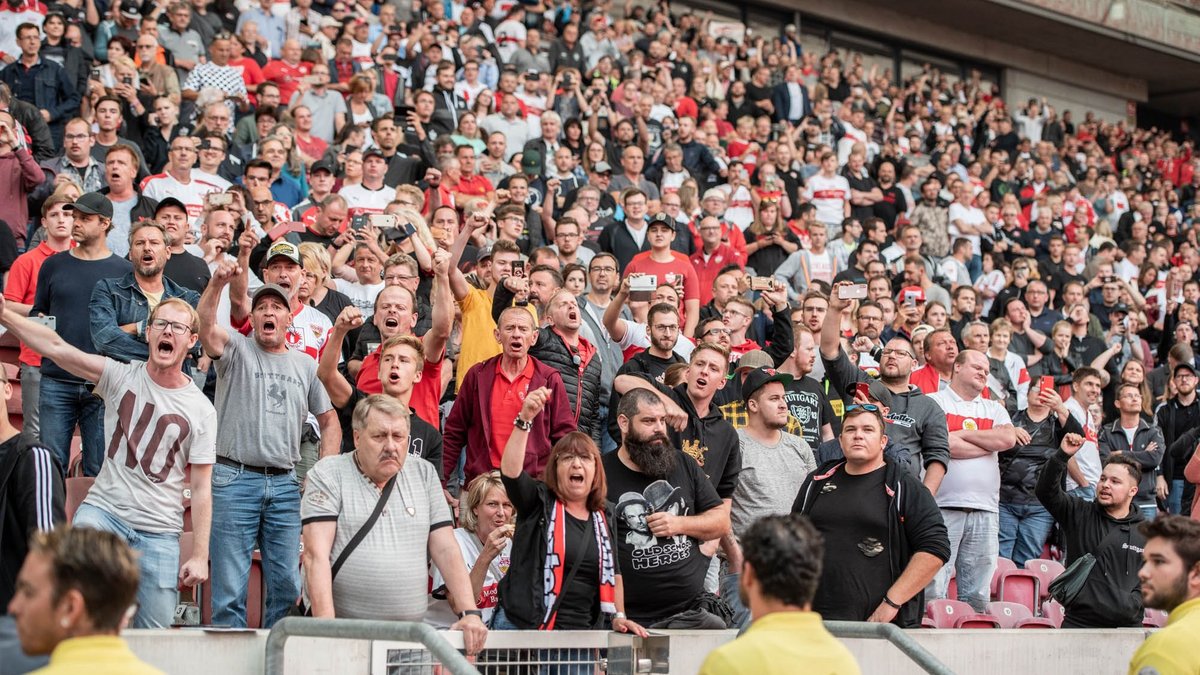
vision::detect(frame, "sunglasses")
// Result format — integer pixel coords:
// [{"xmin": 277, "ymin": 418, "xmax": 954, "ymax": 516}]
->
[{"xmin": 845, "ymin": 404, "xmax": 882, "ymax": 413}]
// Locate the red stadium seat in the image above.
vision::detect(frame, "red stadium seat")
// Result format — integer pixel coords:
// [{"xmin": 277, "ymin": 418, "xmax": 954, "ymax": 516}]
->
[
  {"xmin": 926, "ymin": 599, "xmax": 978, "ymax": 629},
  {"xmin": 1041, "ymin": 599, "xmax": 1065, "ymax": 628},
  {"xmin": 199, "ymin": 551, "xmax": 264, "ymax": 628},
  {"xmin": 67, "ymin": 437, "xmax": 83, "ymax": 477},
  {"xmin": 1144, "ymin": 609, "xmax": 1168, "ymax": 628},
  {"xmin": 64, "ymin": 477, "xmax": 94, "ymax": 522},
  {"xmin": 997, "ymin": 570, "xmax": 1041, "ymax": 614},
  {"xmin": 987, "ymin": 601, "xmax": 1057, "ymax": 629},
  {"xmin": 947, "ymin": 569, "xmax": 958, "ymax": 603},
  {"xmin": 955, "ymin": 613, "xmax": 1002, "ymax": 629},
  {"xmin": 991, "ymin": 557, "xmax": 1016, "ymax": 599},
  {"xmin": 1024, "ymin": 559, "xmax": 1065, "ymax": 600}
]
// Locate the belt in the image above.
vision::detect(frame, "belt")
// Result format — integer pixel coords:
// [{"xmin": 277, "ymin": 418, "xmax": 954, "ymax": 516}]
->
[{"xmin": 216, "ymin": 456, "xmax": 291, "ymax": 476}]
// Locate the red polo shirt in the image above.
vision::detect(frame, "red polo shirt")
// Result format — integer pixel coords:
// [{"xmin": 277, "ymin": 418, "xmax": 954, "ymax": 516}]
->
[
  {"xmin": 489, "ymin": 357, "xmax": 535, "ymax": 468},
  {"xmin": 356, "ymin": 348, "xmax": 444, "ymax": 428}
]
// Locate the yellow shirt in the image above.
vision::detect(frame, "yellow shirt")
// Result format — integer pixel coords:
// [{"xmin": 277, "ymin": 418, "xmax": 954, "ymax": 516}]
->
[
  {"xmin": 698, "ymin": 611, "xmax": 860, "ymax": 675},
  {"xmin": 454, "ymin": 286, "xmax": 536, "ymax": 392},
  {"xmin": 1128, "ymin": 596, "xmax": 1200, "ymax": 675},
  {"xmin": 32, "ymin": 635, "xmax": 164, "ymax": 675}
]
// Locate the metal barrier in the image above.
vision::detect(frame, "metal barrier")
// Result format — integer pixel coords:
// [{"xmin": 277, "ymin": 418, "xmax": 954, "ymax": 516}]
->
[
  {"xmin": 264, "ymin": 617, "xmax": 480, "ymax": 675},
  {"xmin": 372, "ymin": 630, "xmax": 671, "ymax": 674},
  {"xmin": 825, "ymin": 621, "xmax": 955, "ymax": 675}
]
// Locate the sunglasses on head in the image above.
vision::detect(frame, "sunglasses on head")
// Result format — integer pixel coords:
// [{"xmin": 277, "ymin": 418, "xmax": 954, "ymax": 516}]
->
[{"xmin": 845, "ymin": 404, "xmax": 881, "ymax": 413}]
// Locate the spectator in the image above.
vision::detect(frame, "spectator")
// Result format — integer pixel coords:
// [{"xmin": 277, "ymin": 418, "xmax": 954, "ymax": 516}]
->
[
  {"xmin": 794, "ymin": 404, "xmax": 950, "ymax": 627},
  {"xmin": 157, "ymin": 197, "xmax": 212, "ymax": 293},
  {"xmin": 1154, "ymin": 363, "xmax": 1199, "ymax": 516},
  {"xmin": 443, "ymin": 306, "xmax": 575, "ymax": 487},
  {"xmin": 35, "ymin": 117, "xmax": 105, "ymax": 199},
  {"xmin": 721, "ymin": 367, "xmax": 816, "ymax": 627},
  {"xmin": 623, "ymin": 213, "xmax": 701, "ymax": 336},
  {"xmin": 7, "ymin": 527, "xmax": 163, "ymax": 673},
  {"xmin": 777, "ymin": 326, "xmax": 838, "ymax": 447},
  {"xmin": 197, "ymin": 269, "xmax": 340, "ymax": 628},
  {"xmin": 140, "ymin": 137, "xmax": 222, "ymax": 221},
  {"xmin": 598, "ymin": 187, "xmax": 651, "ymax": 274},
  {"xmin": 180, "ymin": 34, "xmax": 249, "ymax": 121},
  {"xmin": 0, "ymin": 109, "xmax": 44, "ymax": 247},
  {"xmin": 33, "ymin": 193, "xmax": 132, "ymax": 476},
  {"xmin": 927, "ymin": 350, "xmax": 1020, "ymax": 612},
  {"xmin": 776, "ymin": 221, "xmax": 841, "ymax": 297},
  {"xmin": 603, "ymin": 388, "xmax": 730, "ymax": 627},
  {"xmin": 495, "ymin": 390, "xmax": 646, "ymax": 641},
  {"xmin": 0, "ymin": 23, "xmax": 79, "ymax": 148},
  {"xmin": 1036, "ymin": 433, "xmax": 1147, "ymax": 628},
  {"xmin": 698, "ymin": 515, "xmax": 859, "ymax": 675},
  {"xmin": 157, "ymin": 2, "xmax": 204, "ymax": 79},
  {"xmin": 98, "ymin": 144, "xmax": 157, "ymax": 258},
  {"xmin": 909, "ymin": 328, "xmax": 959, "ymax": 394},
  {"xmin": 89, "ymin": 220, "xmax": 201, "ymax": 365},
  {"xmin": 1098, "ymin": 382, "xmax": 1165, "ymax": 522},
  {"xmin": 3, "ymin": 295, "xmax": 215, "ymax": 628},
  {"xmin": 299, "ymin": 396, "xmax": 487, "ymax": 653},
  {"xmin": 999, "ymin": 381, "xmax": 1082, "ymax": 566},
  {"xmin": 1127, "ymin": 515, "xmax": 1200, "ymax": 674}
]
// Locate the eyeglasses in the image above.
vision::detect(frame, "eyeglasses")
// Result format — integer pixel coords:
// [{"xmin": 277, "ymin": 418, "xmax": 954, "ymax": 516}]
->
[
  {"xmin": 651, "ymin": 324, "xmax": 679, "ymax": 333},
  {"xmin": 589, "ymin": 266, "xmax": 616, "ymax": 274},
  {"xmin": 64, "ymin": 133, "xmax": 90, "ymax": 141},
  {"xmin": 704, "ymin": 327, "xmax": 731, "ymax": 337},
  {"xmin": 149, "ymin": 318, "xmax": 194, "ymax": 335},
  {"xmin": 880, "ymin": 348, "xmax": 915, "ymax": 359}
]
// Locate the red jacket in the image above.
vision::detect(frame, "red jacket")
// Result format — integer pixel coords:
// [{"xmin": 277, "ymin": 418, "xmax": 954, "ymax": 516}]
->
[
  {"xmin": 690, "ymin": 243, "xmax": 745, "ymax": 305},
  {"xmin": 442, "ymin": 354, "xmax": 576, "ymax": 486}
]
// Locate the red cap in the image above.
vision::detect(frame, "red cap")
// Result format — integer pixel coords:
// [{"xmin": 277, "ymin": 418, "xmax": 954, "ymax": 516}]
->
[{"xmin": 899, "ymin": 286, "xmax": 926, "ymax": 303}]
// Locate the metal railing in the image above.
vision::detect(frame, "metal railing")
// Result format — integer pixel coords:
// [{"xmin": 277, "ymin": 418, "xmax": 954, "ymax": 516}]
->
[
  {"xmin": 825, "ymin": 621, "xmax": 955, "ymax": 675},
  {"xmin": 264, "ymin": 617, "xmax": 480, "ymax": 675}
]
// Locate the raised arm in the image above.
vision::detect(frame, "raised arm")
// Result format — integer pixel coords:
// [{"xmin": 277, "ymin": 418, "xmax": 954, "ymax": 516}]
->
[
  {"xmin": 423, "ymin": 249, "xmax": 453, "ymax": 362},
  {"xmin": 603, "ymin": 274, "xmax": 633, "ymax": 342},
  {"xmin": 821, "ymin": 281, "xmax": 853, "ymax": 360},
  {"xmin": 501, "ymin": 387, "xmax": 551, "ymax": 478},
  {"xmin": 197, "ymin": 260, "xmax": 239, "ymax": 359},
  {"xmin": 1036, "ymin": 433, "xmax": 1083, "ymax": 523},
  {"xmin": 229, "ymin": 229, "xmax": 259, "ymax": 326},
  {"xmin": 318, "ymin": 307, "xmax": 363, "ymax": 408},
  {"xmin": 0, "ymin": 296, "xmax": 104, "ymax": 383},
  {"xmin": 448, "ymin": 210, "xmax": 476, "ymax": 302}
]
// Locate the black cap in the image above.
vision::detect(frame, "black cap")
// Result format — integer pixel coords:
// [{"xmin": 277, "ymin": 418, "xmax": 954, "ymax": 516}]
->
[
  {"xmin": 1110, "ymin": 303, "xmax": 1130, "ymax": 316},
  {"xmin": 63, "ymin": 192, "xmax": 113, "ymax": 220},
  {"xmin": 741, "ymin": 367, "xmax": 793, "ymax": 403},
  {"xmin": 648, "ymin": 212, "xmax": 675, "ymax": 230},
  {"xmin": 363, "ymin": 147, "xmax": 387, "ymax": 161},
  {"xmin": 310, "ymin": 158, "xmax": 336, "ymax": 175},
  {"xmin": 251, "ymin": 284, "xmax": 290, "ymax": 308},
  {"xmin": 1174, "ymin": 362, "xmax": 1197, "ymax": 378},
  {"xmin": 154, "ymin": 197, "xmax": 188, "ymax": 215}
]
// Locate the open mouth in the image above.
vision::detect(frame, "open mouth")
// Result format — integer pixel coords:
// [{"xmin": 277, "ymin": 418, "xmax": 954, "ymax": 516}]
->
[
  {"xmin": 386, "ymin": 371, "xmax": 402, "ymax": 385},
  {"xmin": 155, "ymin": 339, "xmax": 175, "ymax": 357},
  {"xmin": 695, "ymin": 376, "xmax": 709, "ymax": 388},
  {"xmin": 262, "ymin": 319, "xmax": 277, "ymax": 333},
  {"xmin": 141, "ymin": 253, "xmax": 156, "ymax": 265},
  {"xmin": 384, "ymin": 316, "xmax": 399, "ymax": 330},
  {"xmin": 567, "ymin": 309, "xmax": 578, "ymax": 322},
  {"xmin": 508, "ymin": 340, "xmax": 523, "ymax": 351},
  {"xmin": 568, "ymin": 471, "xmax": 586, "ymax": 486}
]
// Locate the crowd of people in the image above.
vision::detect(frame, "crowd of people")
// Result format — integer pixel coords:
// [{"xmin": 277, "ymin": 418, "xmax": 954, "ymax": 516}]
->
[{"xmin": 0, "ymin": 0, "xmax": 1199, "ymax": 672}]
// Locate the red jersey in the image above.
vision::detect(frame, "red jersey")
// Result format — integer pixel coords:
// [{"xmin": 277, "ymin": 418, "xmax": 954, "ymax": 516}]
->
[
  {"xmin": 262, "ymin": 59, "xmax": 311, "ymax": 106},
  {"xmin": 689, "ymin": 244, "xmax": 745, "ymax": 305},
  {"xmin": 624, "ymin": 251, "xmax": 700, "ymax": 304},
  {"xmin": 355, "ymin": 347, "xmax": 444, "ymax": 429}
]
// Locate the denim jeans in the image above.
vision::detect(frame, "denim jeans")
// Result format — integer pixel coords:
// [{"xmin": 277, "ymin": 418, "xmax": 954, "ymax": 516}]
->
[
  {"xmin": 39, "ymin": 376, "xmax": 106, "ymax": 476},
  {"xmin": 209, "ymin": 461, "xmax": 301, "ymax": 628},
  {"xmin": 930, "ymin": 509, "xmax": 999, "ymax": 613},
  {"xmin": 19, "ymin": 364, "xmax": 41, "ymax": 442},
  {"xmin": 1137, "ymin": 503, "xmax": 1158, "ymax": 522},
  {"xmin": 968, "ymin": 254, "xmax": 983, "ymax": 282},
  {"xmin": 998, "ymin": 502, "xmax": 1055, "ymax": 567},
  {"xmin": 1167, "ymin": 479, "xmax": 1186, "ymax": 515},
  {"xmin": 1069, "ymin": 485, "xmax": 1096, "ymax": 501},
  {"xmin": 718, "ymin": 567, "xmax": 751, "ymax": 630},
  {"xmin": 72, "ymin": 503, "xmax": 180, "ymax": 628}
]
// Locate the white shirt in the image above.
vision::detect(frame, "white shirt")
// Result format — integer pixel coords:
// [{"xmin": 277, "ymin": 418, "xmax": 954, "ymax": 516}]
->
[
  {"xmin": 338, "ymin": 183, "xmax": 393, "ymax": 215},
  {"xmin": 929, "ymin": 386, "xmax": 1012, "ymax": 512},
  {"xmin": 948, "ymin": 202, "xmax": 986, "ymax": 256},
  {"xmin": 617, "ymin": 321, "xmax": 694, "ymax": 361},
  {"xmin": 140, "ymin": 172, "xmax": 223, "ymax": 224},
  {"xmin": 335, "ymin": 279, "xmax": 385, "ymax": 316},
  {"xmin": 805, "ymin": 173, "xmax": 850, "ymax": 227},
  {"xmin": 1065, "ymin": 397, "xmax": 1102, "ymax": 491}
]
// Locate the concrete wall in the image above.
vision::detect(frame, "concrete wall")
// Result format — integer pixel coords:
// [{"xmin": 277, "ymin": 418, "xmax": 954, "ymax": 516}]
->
[
  {"xmin": 1005, "ymin": 69, "xmax": 1132, "ymax": 125},
  {"xmin": 124, "ymin": 626, "xmax": 1154, "ymax": 675}
]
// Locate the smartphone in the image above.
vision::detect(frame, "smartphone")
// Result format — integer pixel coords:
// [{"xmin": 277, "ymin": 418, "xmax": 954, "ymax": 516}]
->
[
  {"xmin": 512, "ymin": 263, "xmax": 525, "ymax": 279},
  {"xmin": 629, "ymin": 274, "xmax": 656, "ymax": 302},
  {"xmin": 368, "ymin": 214, "xmax": 399, "ymax": 229},
  {"xmin": 839, "ymin": 284, "xmax": 869, "ymax": 300},
  {"xmin": 90, "ymin": 66, "xmax": 101, "ymax": 80},
  {"xmin": 750, "ymin": 276, "xmax": 774, "ymax": 292},
  {"xmin": 854, "ymin": 382, "xmax": 872, "ymax": 401},
  {"xmin": 121, "ymin": 75, "xmax": 133, "ymax": 86},
  {"xmin": 349, "ymin": 214, "xmax": 368, "ymax": 230},
  {"xmin": 384, "ymin": 223, "xmax": 416, "ymax": 243},
  {"xmin": 903, "ymin": 290, "xmax": 920, "ymax": 307},
  {"xmin": 29, "ymin": 316, "xmax": 56, "ymax": 331},
  {"xmin": 207, "ymin": 192, "xmax": 232, "ymax": 207},
  {"xmin": 1038, "ymin": 376, "xmax": 1054, "ymax": 394}
]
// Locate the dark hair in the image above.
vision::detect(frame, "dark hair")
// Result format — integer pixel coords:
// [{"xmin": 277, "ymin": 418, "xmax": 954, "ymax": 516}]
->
[
  {"xmin": 244, "ymin": 159, "xmax": 272, "ymax": 176},
  {"xmin": 647, "ymin": 302, "xmax": 679, "ymax": 325},
  {"xmin": 542, "ymin": 432, "xmax": 607, "ymax": 512},
  {"xmin": 1103, "ymin": 453, "xmax": 1142, "ymax": 485},
  {"xmin": 1072, "ymin": 366, "xmax": 1103, "ymax": 385},
  {"xmin": 528, "ymin": 264, "xmax": 563, "ymax": 289},
  {"xmin": 617, "ymin": 387, "xmax": 664, "ymax": 422},
  {"xmin": 31, "ymin": 526, "xmax": 140, "ymax": 632},
  {"xmin": 741, "ymin": 514, "xmax": 824, "ymax": 608},
  {"xmin": 1138, "ymin": 515, "xmax": 1200, "ymax": 577}
]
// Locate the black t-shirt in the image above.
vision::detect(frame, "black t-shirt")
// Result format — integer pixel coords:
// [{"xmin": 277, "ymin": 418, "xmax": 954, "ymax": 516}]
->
[
  {"xmin": 873, "ymin": 186, "xmax": 908, "ymax": 229},
  {"xmin": 808, "ymin": 465, "xmax": 893, "ymax": 621},
  {"xmin": 746, "ymin": 229, "xmax": 801, "ymax": 275},
  {"xmin": 607, "ymin": 350, "xmax": 686, "ymax": 445},
  {"xmin": 31, "ymin": 252, "xmax": 133, "ymax": 382},
  {"xmin": 163, "ymin": 250, "xmax": 211, "ymax": 294},
  {"xmin": 843, "ymin": 170, "xmax": 878, "ymax": 223},
  {"xmin": 745, "ymin": 82, "xmax": 772, "ymax": 109},
  {"xmin": 551, "ymin": 511, "xmax": 603, "ymax": 630},
  {"xmin": 602, "ymin": 451, "xmax": 723, "ymax": 624},
  {"xmin": 336, "ymin": 387, "xmax": 443, "ymax": 475},
  {"xmin": 783, "ymin": 376, "xmax": 835, "ymax": 449}
]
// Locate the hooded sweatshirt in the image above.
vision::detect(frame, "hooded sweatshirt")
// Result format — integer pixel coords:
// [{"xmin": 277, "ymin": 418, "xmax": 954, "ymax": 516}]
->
[
  {"xmin": 1036, "ymin": 450, "xmax": 1145, "ymax": 628},
  {"xmin": 637, "ymin": 376, "xmax": 742, "ymax": 499}
]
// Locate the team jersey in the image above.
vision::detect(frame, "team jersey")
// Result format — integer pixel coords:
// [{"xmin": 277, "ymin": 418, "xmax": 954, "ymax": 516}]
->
[
  {"xmin": 338, "ymin": 183, "xmax": 393, "ymax": 216},
  {"xmin": 805, "ymin": 173, "xmax": 851, "ymax": 226},
  {"xmin": 140, "ymin": 173, "xmax": 223, "ymax": 223},
  {"xmin": 929, "ymin": 387, "xmax": 1012, "ymax": 512}
]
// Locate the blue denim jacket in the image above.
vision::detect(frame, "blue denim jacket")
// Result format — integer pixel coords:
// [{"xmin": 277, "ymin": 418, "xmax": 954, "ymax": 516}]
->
[{"xmin": 89, "ymin": 272, "xmax": 201, "ymax": 363}]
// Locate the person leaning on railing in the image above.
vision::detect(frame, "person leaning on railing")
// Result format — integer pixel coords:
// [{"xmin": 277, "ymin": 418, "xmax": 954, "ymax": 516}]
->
[{"xmin": 493, "ymin": 386, "xmax": 647, "ymax": 638}]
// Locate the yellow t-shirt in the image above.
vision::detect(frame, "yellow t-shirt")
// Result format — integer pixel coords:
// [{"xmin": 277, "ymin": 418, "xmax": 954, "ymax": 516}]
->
[
  {"xmin": 454, "ymin": 286, "xmax": 536, "ymax": 391},
  {"xmin": 1128, "ymin": 596, "xmax": 1200, "ymax": 675},
  {"xmin": 33, "ymin": 635, "xmax": 164, "ymax": 675},
  {"xmin": 698, "ymin": 611, "xmax": 860, "ymax": 675}
]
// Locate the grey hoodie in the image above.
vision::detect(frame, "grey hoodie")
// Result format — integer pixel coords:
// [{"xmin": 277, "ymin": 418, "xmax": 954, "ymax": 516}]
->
[{"xmin": 822, "ymin": 349, "xmax": 951, "ymax": 478}]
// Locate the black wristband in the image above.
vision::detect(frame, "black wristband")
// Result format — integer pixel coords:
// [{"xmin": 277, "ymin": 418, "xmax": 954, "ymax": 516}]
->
[
  {"xmin": 883, "ymin": 595, "xmax": 902, "ymax": 610},
  {"xmin": 458, "ymin": 609, "xmax": 483, "ymax": 619}
]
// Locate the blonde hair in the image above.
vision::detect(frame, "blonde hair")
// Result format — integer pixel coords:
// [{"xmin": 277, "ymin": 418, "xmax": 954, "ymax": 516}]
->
[
  {"xmin": 299, "ymin": 242, "xmax": 332, "ymax": 282},
  {"xmin": 459, "ymin": 471, "xmax": 509, "ymax": 533}
]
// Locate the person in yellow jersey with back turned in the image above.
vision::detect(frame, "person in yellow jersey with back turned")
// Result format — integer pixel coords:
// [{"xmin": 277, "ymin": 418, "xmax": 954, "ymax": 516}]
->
[
  {"xmin": 1127, "ymin": 514, "xmax": 1200, "ymax": 675},
  {"xmin": 698, "ymin": 513, "xmax": 860, "ymax": 675}
]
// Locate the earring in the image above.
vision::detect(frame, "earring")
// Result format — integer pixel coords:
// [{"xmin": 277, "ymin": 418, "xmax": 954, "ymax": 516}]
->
[{"xmin": 59, "ymin": 618, "xmax": 69, "ymax": 628}]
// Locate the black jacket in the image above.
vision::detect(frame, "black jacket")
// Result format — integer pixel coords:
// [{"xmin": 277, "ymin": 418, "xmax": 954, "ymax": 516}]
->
[
  {"xmin": 531, "ymin": 326, "xmax": 602, "ymax": 445},
  {"xmin": 1036, "ymin": 450, "xmax": 1145, "ymax": 627},
  {"xmin": 793, "ymin": 457, "xmax": 950, "ymax": 628},
  {"xmin": 596, "ymin": 219, "xmax": 651, "ymax": 274},
  {"xmin": 0, "ymin": 441, "xmax": 65, "ymax": 609},
  {"xmin": 98, "ymin": 187, "xmax": 158, "ymax": 224},
  {"xmin": 1000, "ymin": 409, "xmax": 1081, "ymax": 505},
  {"xmin": 641, "ymin": 380, "xmax": 742, "ymax": 500},
  {"xmin": 1096, "ymin": 418, "xmax": 1165, "ymax": 508}
]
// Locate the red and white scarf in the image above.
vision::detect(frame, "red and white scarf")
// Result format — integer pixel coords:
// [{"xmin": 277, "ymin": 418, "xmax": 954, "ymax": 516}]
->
[{"xmin": 541, "ymin": 500, "xmax": 616, "ymax": 629}]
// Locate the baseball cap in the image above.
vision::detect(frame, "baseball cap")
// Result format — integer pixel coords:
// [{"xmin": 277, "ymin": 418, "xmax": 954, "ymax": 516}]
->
[
  {"xmin": 702, "ymin": 188, "xmax": 727, "ymax": 202},
  {"xmin": 265, "ymin": 240, "xmax": 301, "ymax": 266},
  {"xmin": 733, "ymin": 350, "xmax": 774, "ymax": 373},
  {"xmin": 363, "ymin": 147, "xmax": 387, "ymax": 161},
  {"xmin": 1174, "ymin": 362, "xmax": 1197, "ymax": 378},
  {"xmin": 320, "ymin": 15, "xmax": 342, "ymax": 28},
  {"xmin": 476, "ymin": 244, "xmax": 493, "ymax": 263},
  {"xmin": 741, "ymin": 367, "xmax": 793, "ymax": 403},
  {"xmin": 63, "ymin": 192, "xmax": 113, "ymax": 220},
  {"xmin": 521, "ymin": 149, "xmax": 541, "ymax": 173},
  {"xmin": 310, "ymin": 158, "xmax": 336, "ymax": 175},
  {"xmin": 647, "ymin": 213, "xmax": 674, "ymax": 230},
  {"xmin": 1110, "ymin": 302, "xmax": 1130, "ymax": 316},
  {"xmin": 251, "ymin": 284, "xmax": 290, "ymax": 308},
  {"xmin": 899, "ymin": 286, "xmax": 926, "ymax": 304},
  {"xmin": 120, "ymin": 6, "xmax": 140, "ymax": 19},
  {"xmin": 592, "ymin": 160, "xmax": 613, "ymax": 175},
  {"xmin": 154, "ymin": 196, "xmax": 188, "ymax": 215}
]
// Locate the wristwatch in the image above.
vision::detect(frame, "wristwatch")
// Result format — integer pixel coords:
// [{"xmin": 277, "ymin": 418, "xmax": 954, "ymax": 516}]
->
[
  {"xmin": 613, "ymin": 612, "xmax": 627, "ymax": 621},
  {"xmin": 459, "ymin": 609, "xmax": 483, "ymax": 620},
  {"xmin": 513, "ymin": 415, "xmax": 533, "ymax": 431}
]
